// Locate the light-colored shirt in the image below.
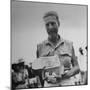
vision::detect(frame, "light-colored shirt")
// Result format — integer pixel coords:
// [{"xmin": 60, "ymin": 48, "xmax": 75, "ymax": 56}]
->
[
  {"xmin": 37, "ymin": 36, "xmax": 77, "ymax": 86},
  {"xmin": 37, "ymin": 37, "xmax": 74, "ymax": 70}
]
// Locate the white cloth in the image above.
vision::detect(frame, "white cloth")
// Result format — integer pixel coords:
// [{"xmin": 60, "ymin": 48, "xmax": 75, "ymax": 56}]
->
[{"xmin": 78, "ymin": 54, "xmax": 87, "ymax": 72}]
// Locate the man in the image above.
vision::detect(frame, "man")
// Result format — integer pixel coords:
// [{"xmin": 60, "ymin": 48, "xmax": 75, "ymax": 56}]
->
[
  {"xmin": 36, "ymin": 11, "xmax": 80, "ymax": 87},
  {"xmin": 12, "ymin": 59, "xmax": 28, "ymax": 89}
]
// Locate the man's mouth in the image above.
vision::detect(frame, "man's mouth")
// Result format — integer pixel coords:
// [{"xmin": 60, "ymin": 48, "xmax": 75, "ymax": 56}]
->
[{"xmin": 48, "ymin": 28, "xmax": 57, "ymax": 34}]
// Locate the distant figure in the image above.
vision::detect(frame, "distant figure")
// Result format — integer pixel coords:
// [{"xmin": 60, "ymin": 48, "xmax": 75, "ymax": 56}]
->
[
  {"xmin": 79, "ymin": 47, "xmax": 84, "ymax": 55},
  {"xmin": 27, "ymin": 62, "xmax": 41, "ymax": 88},
  {"xmin": 78, "ymin": 46, "xmax": 87, "ymax": 85},
  {"xmin": 27, "ymin": 63, "xmax": 35, "ymax": 78},
  {"xmin": 85, "ymin": 46, "xmax": 88, "ymax": 51},
  {"xmin": 84, "ymin": 46, "xmax": 88, "ymax": 84},
  {"xmin": 12, "ymin": 59, "xmax": 28, "ymax": 89}
]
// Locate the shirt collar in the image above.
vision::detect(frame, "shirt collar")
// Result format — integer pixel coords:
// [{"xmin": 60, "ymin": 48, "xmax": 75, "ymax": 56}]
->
[{"xmin": 45, "ymin": 35, "xmax": 64, "ymax": 47}]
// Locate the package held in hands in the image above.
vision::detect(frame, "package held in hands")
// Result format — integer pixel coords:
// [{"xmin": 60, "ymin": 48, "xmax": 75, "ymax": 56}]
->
[{"xmin": 32, "ymin": 55, "xmax": 64, "ymax": 76}]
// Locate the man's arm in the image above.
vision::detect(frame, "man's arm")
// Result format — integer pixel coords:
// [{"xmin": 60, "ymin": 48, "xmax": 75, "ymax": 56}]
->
[{"xmin": 62, "ymin": 46, "xmax": 80, "ymax": 79}]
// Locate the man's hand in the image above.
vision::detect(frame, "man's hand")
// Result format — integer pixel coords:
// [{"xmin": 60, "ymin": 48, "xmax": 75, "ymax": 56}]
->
[{"xmin": 62, "ymin": 66, "xmax": 80, "ymax": 79}]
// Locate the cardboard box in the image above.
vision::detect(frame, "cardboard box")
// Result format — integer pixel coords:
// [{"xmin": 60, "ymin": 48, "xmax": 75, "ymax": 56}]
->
[{"xmin": 32, "ymin": 55, "xmax": 64, "ymax": 76}]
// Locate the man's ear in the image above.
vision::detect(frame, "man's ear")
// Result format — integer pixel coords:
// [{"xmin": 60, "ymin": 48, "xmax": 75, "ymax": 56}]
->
[{"xmin": 58, "ymin": 20, "xmax": 60, "ymax": 27}]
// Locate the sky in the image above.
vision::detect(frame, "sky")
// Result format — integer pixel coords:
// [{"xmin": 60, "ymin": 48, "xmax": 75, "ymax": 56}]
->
[{"xmin": 11, "ymin": 1, "xmax": 87, "ymax": 64}]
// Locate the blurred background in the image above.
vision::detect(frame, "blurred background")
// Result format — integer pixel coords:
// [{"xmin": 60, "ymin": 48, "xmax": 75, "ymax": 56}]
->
[{"xmin": 11, "ymin": 1, "xmax": 87, "ymax": 64}]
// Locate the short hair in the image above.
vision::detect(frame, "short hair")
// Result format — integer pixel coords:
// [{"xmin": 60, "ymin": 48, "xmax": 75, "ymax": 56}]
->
[{"xmin": 43, "ymin": 11, "xmax": 60, "ymax": 26}]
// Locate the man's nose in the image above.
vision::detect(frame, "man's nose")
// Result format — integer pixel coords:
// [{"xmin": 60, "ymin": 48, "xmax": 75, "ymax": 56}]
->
[{"xmin": 48, "ymin": 23, "xmax": 53, "ymax": 29}]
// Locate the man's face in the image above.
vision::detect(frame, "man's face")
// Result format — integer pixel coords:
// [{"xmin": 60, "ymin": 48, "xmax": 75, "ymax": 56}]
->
[{"xmin": 44, "ymin": 16, "xmax": 59, "ymax": 37}]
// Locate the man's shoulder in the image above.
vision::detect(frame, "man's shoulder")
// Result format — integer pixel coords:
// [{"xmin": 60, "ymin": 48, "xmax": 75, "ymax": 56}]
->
[
  {"xmin": 62, "ymin": 38, "xmax": 73, "ymax": 47},
  {"xmin": 37, "ymin": 39, "xmax": 48, "ymax": 48},
  {"xmin": 64, "ymin": 39, "xmax": 73, "ymax": 44}
]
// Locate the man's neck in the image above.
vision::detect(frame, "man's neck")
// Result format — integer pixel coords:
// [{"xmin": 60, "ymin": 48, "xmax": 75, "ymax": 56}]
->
[{"xmin": 48, "ymin": 34, "xmax": 60, "ymax": 46}]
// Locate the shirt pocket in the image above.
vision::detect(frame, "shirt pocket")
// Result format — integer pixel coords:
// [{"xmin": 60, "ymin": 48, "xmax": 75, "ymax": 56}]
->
[{"xmin": 40, "ymin": 46, "xmax": 53, "ymax": 57}]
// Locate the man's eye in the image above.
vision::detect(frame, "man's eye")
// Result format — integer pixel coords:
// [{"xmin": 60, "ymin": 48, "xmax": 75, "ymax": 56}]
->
[
  {"xmin": 51, "ymin": 22, "xmax": 54, "ymax": 25},
  {"xmin": 46, "ymin": 23, "xmax": 49, "ymax": 27},
  {"xmin": 46, "ymin": 22, "xmax": 56, "ymax": 27},
  {"xmin": 51, "ymin": 22, "xmax": 56, "ymax": 26}
]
